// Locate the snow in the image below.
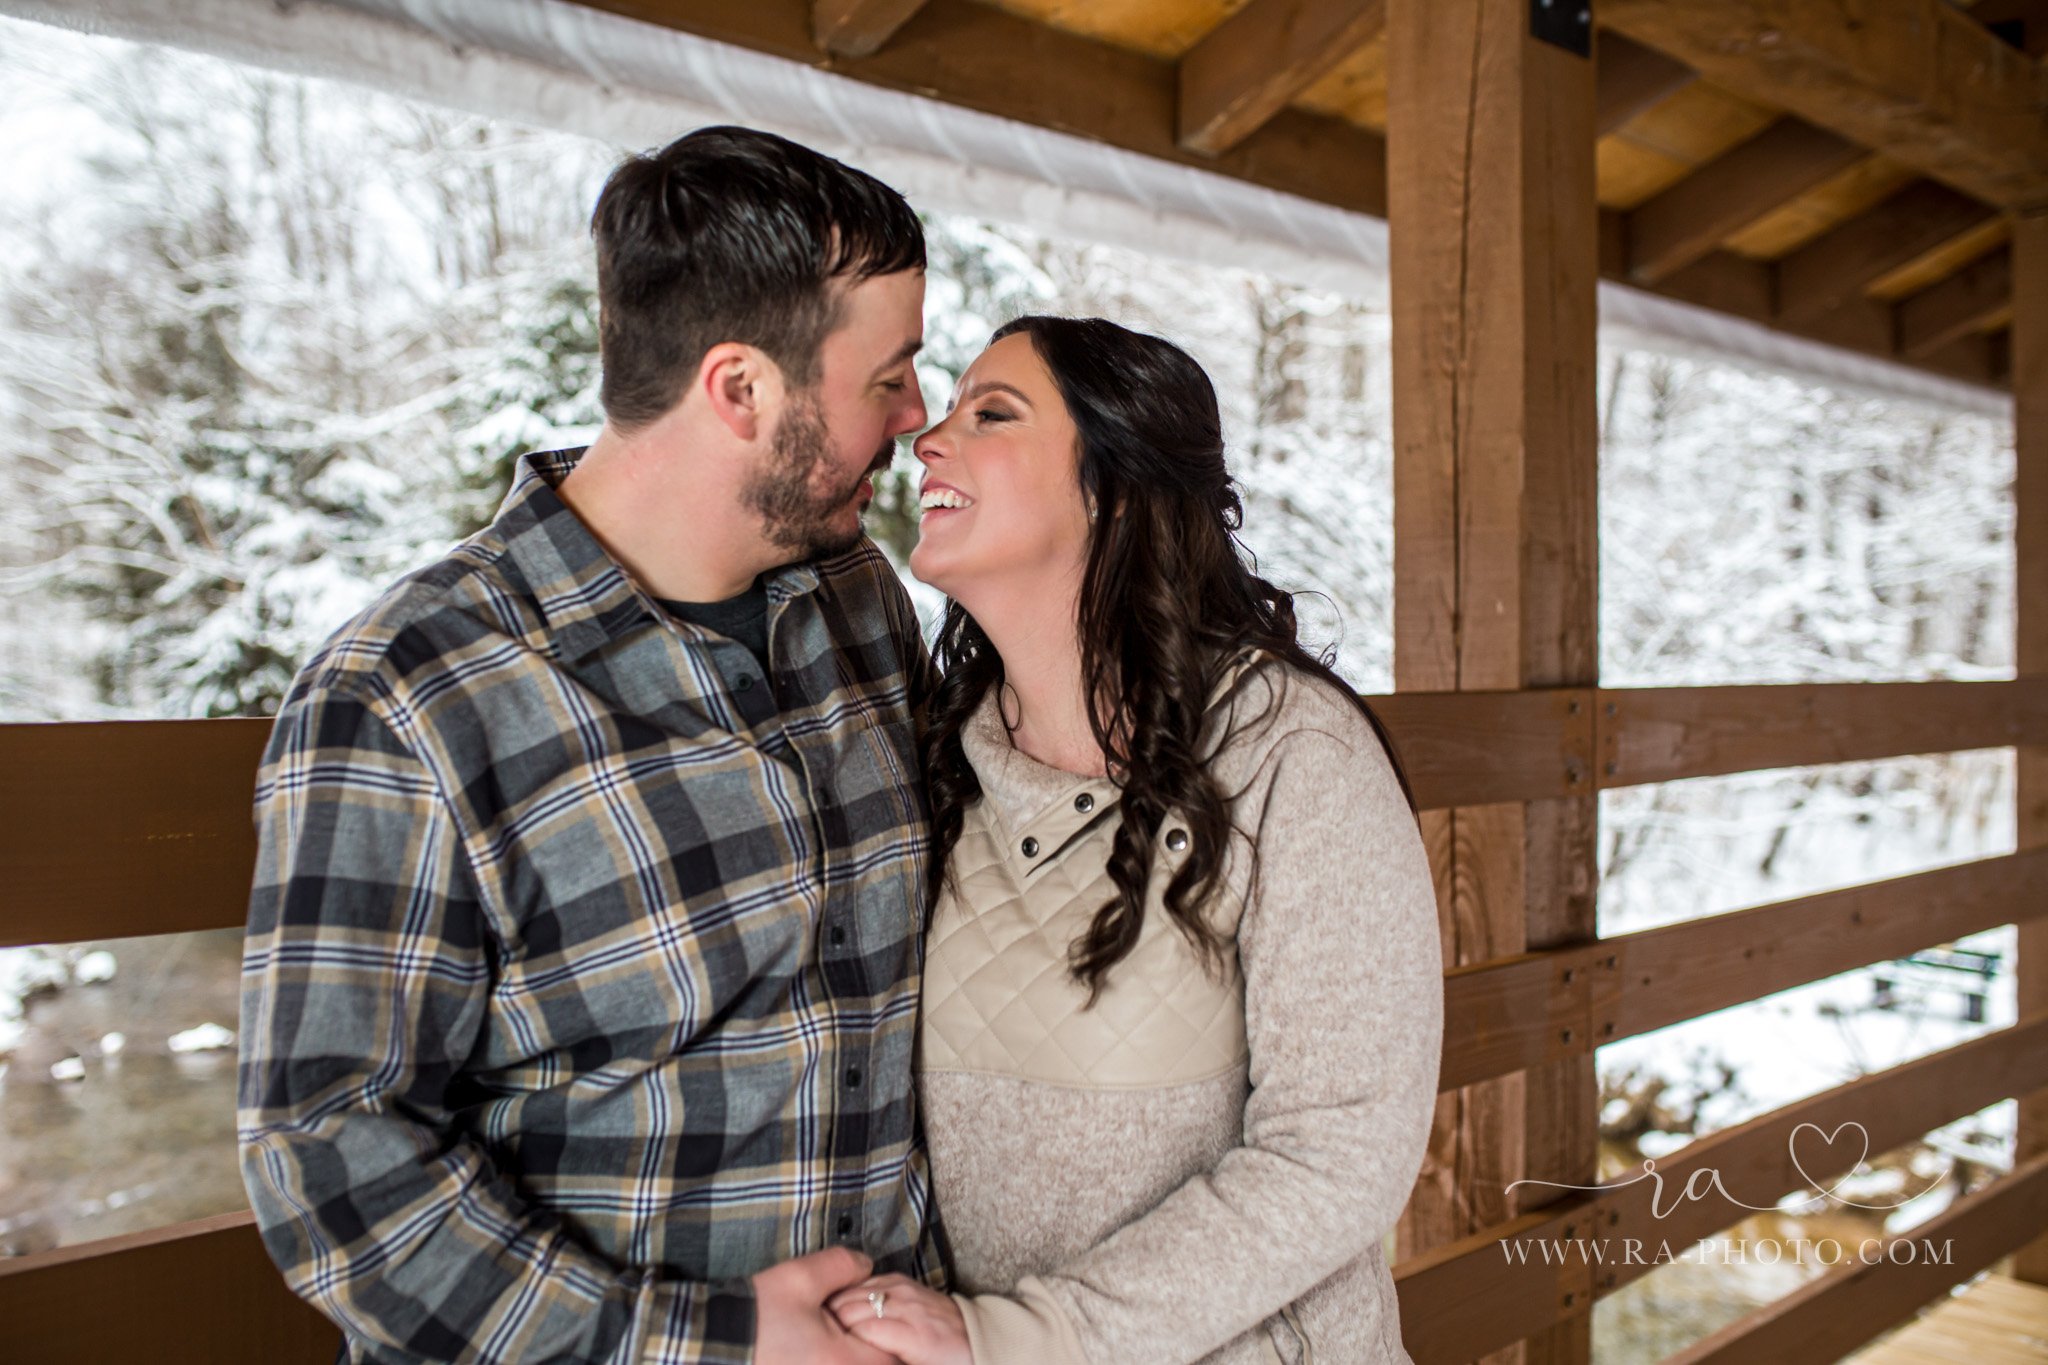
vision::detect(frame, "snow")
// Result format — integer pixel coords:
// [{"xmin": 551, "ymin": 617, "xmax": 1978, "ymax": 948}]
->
[{"xmin": 166, "ymin": 1023, "xmax": 236, "ymax": 1054}]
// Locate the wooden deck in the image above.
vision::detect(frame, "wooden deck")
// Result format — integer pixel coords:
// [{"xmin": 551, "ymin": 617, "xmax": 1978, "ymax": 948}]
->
[{"xmin": 1846, "ymin": 1272, "xmax": 2048, "ymax": 1365}]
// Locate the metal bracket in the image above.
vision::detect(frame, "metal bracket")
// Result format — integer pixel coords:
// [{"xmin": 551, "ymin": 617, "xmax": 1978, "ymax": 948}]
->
[{"xmin": 1532, "ymin": 0, "xmax": 1592, "ymax": 58}]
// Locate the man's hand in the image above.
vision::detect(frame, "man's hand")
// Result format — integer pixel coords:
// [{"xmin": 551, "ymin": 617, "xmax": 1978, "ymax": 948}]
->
[{"xmin": 752, "ymin": 1247, "xmax": 904, "ymax": 1365}]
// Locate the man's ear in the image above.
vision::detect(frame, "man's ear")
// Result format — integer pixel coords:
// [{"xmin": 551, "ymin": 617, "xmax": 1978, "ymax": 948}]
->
[{"xmin": 699, "ymin": 343, "xmax": 778, "ymax": 442}]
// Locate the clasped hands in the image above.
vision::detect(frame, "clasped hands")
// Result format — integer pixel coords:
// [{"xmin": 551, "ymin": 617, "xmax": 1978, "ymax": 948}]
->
[{"xmin": 752, "ymin": 1246, "xmax": 972, "ymax": 1365}]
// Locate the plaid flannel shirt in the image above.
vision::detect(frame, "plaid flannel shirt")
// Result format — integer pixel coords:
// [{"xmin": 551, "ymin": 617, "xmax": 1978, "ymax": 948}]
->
[{"xmin": 238, "ymin": 449, "xmax": 947, "ymax": 1364}]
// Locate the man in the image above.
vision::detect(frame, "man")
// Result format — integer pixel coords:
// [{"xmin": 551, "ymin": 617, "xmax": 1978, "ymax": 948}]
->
[{"xmin": 238, "ymin": 125, "xmax": 944, "ymax": 1364}]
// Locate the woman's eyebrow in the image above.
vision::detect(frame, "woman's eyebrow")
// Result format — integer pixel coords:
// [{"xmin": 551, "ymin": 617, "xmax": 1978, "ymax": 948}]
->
[{"xmin": 960, "ymin": 380, "xmax": 1033, "ymax": 407}]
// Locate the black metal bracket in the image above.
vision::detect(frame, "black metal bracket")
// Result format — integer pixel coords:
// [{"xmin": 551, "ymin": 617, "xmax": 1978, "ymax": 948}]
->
[{"xmin": 1532, "ymin": 0, "xmax": 1592, "ymax": 58}]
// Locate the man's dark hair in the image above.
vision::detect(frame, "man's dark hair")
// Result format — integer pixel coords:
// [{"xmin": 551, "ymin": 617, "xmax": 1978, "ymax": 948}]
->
[{"xmin": 589, "ymin": 125, "xmax": 926, "ymax": 431}]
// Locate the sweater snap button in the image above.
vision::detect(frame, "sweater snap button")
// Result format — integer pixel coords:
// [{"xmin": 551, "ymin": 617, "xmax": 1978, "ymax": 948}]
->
[
  {"xmin": 1074, "ymin": 792, "xmax": 1094, "ymax": 814},
  {"xmin": 1021, "ymin": 836, "xmax": 1039, "ymax": 857},
  {"xmin": 1165, "ymin": 828, "xmax": 1189, "ymax": 852}
]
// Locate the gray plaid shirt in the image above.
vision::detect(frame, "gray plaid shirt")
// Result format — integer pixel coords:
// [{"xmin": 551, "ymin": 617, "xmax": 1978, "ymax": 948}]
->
[{"xmin": 238, "ymin": 449, "xmax": 946, "ymax": 1364}]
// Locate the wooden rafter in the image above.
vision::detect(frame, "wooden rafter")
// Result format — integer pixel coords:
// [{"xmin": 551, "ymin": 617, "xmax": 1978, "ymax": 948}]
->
[
  {"xmin": 1899, "ymin": 243, "xmax": 2013, "ymax": 356},
  {"xmin": 1601, "ymin": 0, "xmax": 2048, "ymax": 209},
  {"xmin": 1774, "ymin": 179, "xmax": 1997, "ymax": 322},
  {"xmin": 811, "ymin": 0, "xmax": 931, "ymax": 57},
  {"xmin": 1176, "ymin": 0, "xmax": 1387, "ymax": 156},
  {"xmin": 1624, "ymin": 118, "xmax": 1864, "ymax": 284},
  {"xmin": 1594, "ymin": 29, "xmax": 1695, "ymax": 134}
]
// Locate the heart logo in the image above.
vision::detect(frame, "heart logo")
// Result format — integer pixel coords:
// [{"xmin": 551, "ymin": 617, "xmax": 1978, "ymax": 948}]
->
[{"xmin": 1788, "ymin": 1121, "xmax": 1869, "ymax": 1204}]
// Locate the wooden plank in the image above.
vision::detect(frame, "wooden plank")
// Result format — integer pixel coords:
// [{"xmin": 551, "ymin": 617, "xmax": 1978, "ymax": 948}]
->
[
  {"xmin": 1625, "ymin": 119, "xmax": 1866, "ymax": 284},
  {"xmin": 1598, "ymin": 679, "xmax": 2048, "ymax": 789},
  {"xmin": 1398, "ymin": 1009, "xmax": 2048, "ymax": 1362},
  {"xmin": 1386, "ymin": 8, "xmax": 1600, "ymax": 1365},
  {"xmin": 1368, "ymin": 687, "xmax": 1590, "ymax": 810},
  {"xmin": 1176, "ymin": 0, "xmax": 1387, "ymax": 156},
  {"xmin": 811, "ymin": 0, "xmax": 930, "ymax": 57},
  {"xmin": 0, "ymin": 1210, "xmax": 339, "ymax": 1363},
  {"xmin": 1899, "ymin": 245, "xmax": 2013, "ymax": 358},
  {"xmin": 1595, "ymin": 29, "xmax": 1696, "ymax": 136},
  {"xmin": 1776, "ymin": 180, "xmax": 1999, "ymax": 323},
  {"xmin": 1600, "ymin": 0, "xmax": 2048, "ymax": 210},
  {"xmin": 1845, "ymin": 1273, "xmax": 2048, "ymax": 1365},
  {"xmin": 1665, "ymin": 1150, "xmax": 2048, "ymax": 1364},
  {"xmin": 1438, "ymin": 846, "xmax": 2048, "ymax": 1092},
  {"xmin": 575, "ymin": 0, "xmax": 1393, "ymax": 217},
  {"xmin": 0, "ymin": 719, "xmax": 271, "ymax": 949},
  {"xmin": 2013, "ymin": 211, "xmax": 2048, "ymax": 1288}
]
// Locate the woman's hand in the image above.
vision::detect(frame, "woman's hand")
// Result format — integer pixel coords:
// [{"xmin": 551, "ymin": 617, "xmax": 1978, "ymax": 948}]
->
[{"xmin": 826, "ymin": 1273, "xmax": 974, "ymax": 1365}]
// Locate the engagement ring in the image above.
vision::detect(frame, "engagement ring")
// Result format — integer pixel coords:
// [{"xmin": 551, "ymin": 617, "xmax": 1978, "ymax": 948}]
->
[{"xmin": 868, "ymin": 1289, "xmax": 888, "ymax": 1319}]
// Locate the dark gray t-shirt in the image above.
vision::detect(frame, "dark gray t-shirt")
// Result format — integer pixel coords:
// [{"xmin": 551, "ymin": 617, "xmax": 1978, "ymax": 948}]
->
[{"xmin": 657, "ymin": 578, "xmax": 786, "ymax": 758}]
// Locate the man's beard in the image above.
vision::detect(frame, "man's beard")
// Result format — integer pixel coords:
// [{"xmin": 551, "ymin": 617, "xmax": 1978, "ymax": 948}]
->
[{"xmin": 741, "ymin": 392, "xmax": 893, "ymax": 560}]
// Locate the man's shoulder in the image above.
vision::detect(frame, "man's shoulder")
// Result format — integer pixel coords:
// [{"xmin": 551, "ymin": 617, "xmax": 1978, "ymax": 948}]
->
[{"xmin": 278, "ymin": 537, "xmax": 528, "ymax": 721}]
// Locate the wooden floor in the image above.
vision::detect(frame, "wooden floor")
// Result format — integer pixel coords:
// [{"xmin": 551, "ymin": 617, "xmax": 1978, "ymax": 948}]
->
[{"xmin": 1844, "ymin": 1273, "xmax": 2048, "ymax": 1364}]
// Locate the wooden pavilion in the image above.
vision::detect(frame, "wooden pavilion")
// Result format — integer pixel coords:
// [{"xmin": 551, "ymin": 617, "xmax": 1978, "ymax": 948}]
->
[{"xmin": 1, "ymin": 0, "xmax": 2045, "ymax": 1361}]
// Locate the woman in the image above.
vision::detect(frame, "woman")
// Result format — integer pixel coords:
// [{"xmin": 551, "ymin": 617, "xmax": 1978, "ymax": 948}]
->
[{"xmin": 829, "ymin": 316, "xmax": 1444, "ymax": 1364}]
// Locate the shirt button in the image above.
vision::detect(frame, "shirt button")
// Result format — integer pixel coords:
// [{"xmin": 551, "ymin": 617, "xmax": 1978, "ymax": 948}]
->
[
  {"xmin": 845, "ymin": 1066, "xmax": 862, "ymax": 1089},
  {"xmin": 830, "ymin": 923, "xmax": 848, "ymax": 947},
  {"xmin": 1165, "ymin": 828, "xmax": 1189, "ymax": 852},
  {"xmin": 736, "ymin": 674, "xmax": 755, "ymax": 693},
  {"xmin": 1074, "ymin": 793, "xmax": 1094, "ymax": 813},
  {"xmin": 837, "ymin": 1213, "xmax": 854, "ymax": 1238}
]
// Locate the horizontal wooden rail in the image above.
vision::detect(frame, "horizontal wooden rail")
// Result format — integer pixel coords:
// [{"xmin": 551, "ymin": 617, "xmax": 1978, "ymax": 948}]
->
[
  {"xmin": 1440, "ymin": 845, "xmax": 2048, "ymax": 1092},
  {"xmin": 0, "ymin": 1209, "xmax": 338, "ymax": 1363},
  {"xmin": 1667, "ymin": 1148, "xmax": 2048, "ymax": 1364},
  {"xmin": 1599, "ymin": 678, "xmax": 2048, "ymax": 787},
  {"xmin": 1398, "ymin": 1007, "xmax": 2048, "ymax": 1362},
  {"xmin": 0, "ymin": 718, "xmax": 271, "ymax": 949},
  {"xmin": 3, "ymin": 679, "xmax": 2041, "ymax": 948}
]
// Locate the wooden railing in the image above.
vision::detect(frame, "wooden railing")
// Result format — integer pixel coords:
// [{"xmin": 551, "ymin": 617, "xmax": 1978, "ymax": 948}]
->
[{"xmin": 0, "ymin": 676, "xmax": 2042, "ymax": 1361}]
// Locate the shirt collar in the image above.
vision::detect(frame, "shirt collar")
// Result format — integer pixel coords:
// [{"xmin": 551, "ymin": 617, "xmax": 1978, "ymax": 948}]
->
[{"xmin": 490, "ymin": 448, "xmax": 824, "ymax": 662}]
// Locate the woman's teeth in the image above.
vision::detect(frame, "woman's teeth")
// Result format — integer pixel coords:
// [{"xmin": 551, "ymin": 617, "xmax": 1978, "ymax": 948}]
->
[{"xmin": 919, "ymin": 488, "xmax": 974, "ymax": 510}]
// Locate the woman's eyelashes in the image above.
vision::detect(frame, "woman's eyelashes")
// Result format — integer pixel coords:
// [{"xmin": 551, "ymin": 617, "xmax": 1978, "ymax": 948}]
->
[{"xmin": 974, "ymin": 406, "xmax": 1013, "ymax": 424}]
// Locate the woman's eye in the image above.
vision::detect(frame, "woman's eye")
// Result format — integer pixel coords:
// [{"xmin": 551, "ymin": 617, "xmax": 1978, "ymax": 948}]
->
[{"xmin": 975, "ymin": 408, "xmax": 1011, "ymax": 423}]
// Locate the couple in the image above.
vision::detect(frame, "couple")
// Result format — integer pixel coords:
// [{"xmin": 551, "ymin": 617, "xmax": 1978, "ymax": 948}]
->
[{"xmin": 237, "ymin": 125, "xmax": 1443, "ymax": 1365}]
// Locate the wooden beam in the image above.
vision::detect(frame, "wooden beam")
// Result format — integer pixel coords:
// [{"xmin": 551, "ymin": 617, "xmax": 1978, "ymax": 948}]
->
[
  {"xmin": 1370, "ymin": 687, "xmax": 1589, "ymax": 810},
  {"xmin": 1600, "ymin": 0, "xmax": 2048, "ymax": 210},
  {"xmin": 0, "ymin": 1211, "xmax": 339, "ymax": 1363},
  {"xmin": 1597, "ymin": 678, "xmax": 2048, "ymax": 789},
  {"xmin": 1595, "ymin": 29, "xmax": 1696, "ymax": 136},
  {"xmin": 1899, "ymin": 243, "xmax": 2013, "ymax": 357},
  {"xmin": 575, "ymin": 1, "xmax": 1393, "ymax": 217},
  {"xmin": 1625, "ymin": 119, "xmax": 1865, "ymax": 284},
  {"xmin": 1439, "ymin": 845, "xmax": 2048, "ymax": 1092},
  {"xmin": 1775, "ymin": 180, "xmax": 1998, "ymax": 323},
  {"xmin": 1399, "ymin": 1010, "xmax": 2048, "ymax": 1362},
  {"xmin": 1665, "ymin": 1150, "xmax": 2048, "ymax": 1364},
  {"xmin": 1176, "ymin": 0, "xmax": 1387, "ymax": 156},
  {"xmin": 2014, "ymin": 210, "xmax": 2048, "ymax": 1289},
  {"xmin": 1387, "ymin": 10, "xmax": 1601, "ymax": 1365},
  {"xmin": 811, "ymin": 0, "xmax": 930, "ymax": 57}
]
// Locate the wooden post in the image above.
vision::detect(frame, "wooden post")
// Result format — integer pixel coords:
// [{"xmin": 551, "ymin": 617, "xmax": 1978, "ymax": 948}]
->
[
  {"xmin": 2013, "ymin": 210, "xmax": 2048, "ymax": 1287},
  {"xmin": 1387, "ymin": 2, "xmax": 1601, "ymax": 1361}
]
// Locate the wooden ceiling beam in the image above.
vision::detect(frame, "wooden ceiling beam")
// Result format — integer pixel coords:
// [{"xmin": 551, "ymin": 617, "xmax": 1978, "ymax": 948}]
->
[
  {"xmin": 1600, "ymin": 0, "xmax": 2048, "ymax": 209},
  {"xmin": 1898, "ymin": 244, "xmax": 2014, "ymax": 357},
  {"xmin": 573, "ymin": 0, "xmax": 1391, "ymax": 217},
  {"xmin": 1775, "ymin": 180, "xmax": 1998, "ymax": 323},
  {"xmin": 1594, "ymin": 29, "xmax": 1696, "ymax": 135},
  {"xmin": 1624, "ymin": 119, "xmax": 1865, "ymax": 284},
  {"xmin": 1969, "ymin": 0, "xmax": 2048, "ymax": 57},
  {"xmin": 812, "ymin": 0, "xmax": 931, "ymax": 57},
  {"xmin": 1177, "ymin": 0, "xmax": 1387, "ymax": 157}
]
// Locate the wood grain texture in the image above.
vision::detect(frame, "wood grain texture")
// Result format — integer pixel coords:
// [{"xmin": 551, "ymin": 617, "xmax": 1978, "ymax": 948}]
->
[
  {"xmin": 811, "ymin": 0, "xmax": 931, "ymax": 56},
  {"xmin": 1601, "ymin": 0, "xmax": 2048, "ymax": 210},
  {"xmin": 1176, "ymin": 0, "xmax": 1387, "ymax": 154},
  {"xmin": 0, "ymin": 1211, "xmax": 339, "ymax": 1363}
]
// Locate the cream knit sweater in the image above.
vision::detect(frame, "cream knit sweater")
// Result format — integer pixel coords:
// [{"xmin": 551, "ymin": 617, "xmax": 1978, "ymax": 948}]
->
[{"xmin": 917, "ymin": 652, "xmax": 1444, "ymax": 1365}]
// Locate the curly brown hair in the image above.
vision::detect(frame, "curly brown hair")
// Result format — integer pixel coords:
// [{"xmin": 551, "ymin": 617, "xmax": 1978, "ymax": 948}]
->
[{"xmin": 921, "ymin": 315, "xmax": 1418, "ymax": 1002}]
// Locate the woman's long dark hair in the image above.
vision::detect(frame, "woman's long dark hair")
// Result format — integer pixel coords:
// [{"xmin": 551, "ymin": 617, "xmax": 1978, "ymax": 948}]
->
[{"xmin": 923, "ymin": 315, "xmax": 1418, "ymax": 1001}]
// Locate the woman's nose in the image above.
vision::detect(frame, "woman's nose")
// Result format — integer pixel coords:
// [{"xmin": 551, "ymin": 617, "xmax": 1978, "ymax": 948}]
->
[{"xmin": 913, "ymin": 423, "xmax": 951, "ymax": 466}]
